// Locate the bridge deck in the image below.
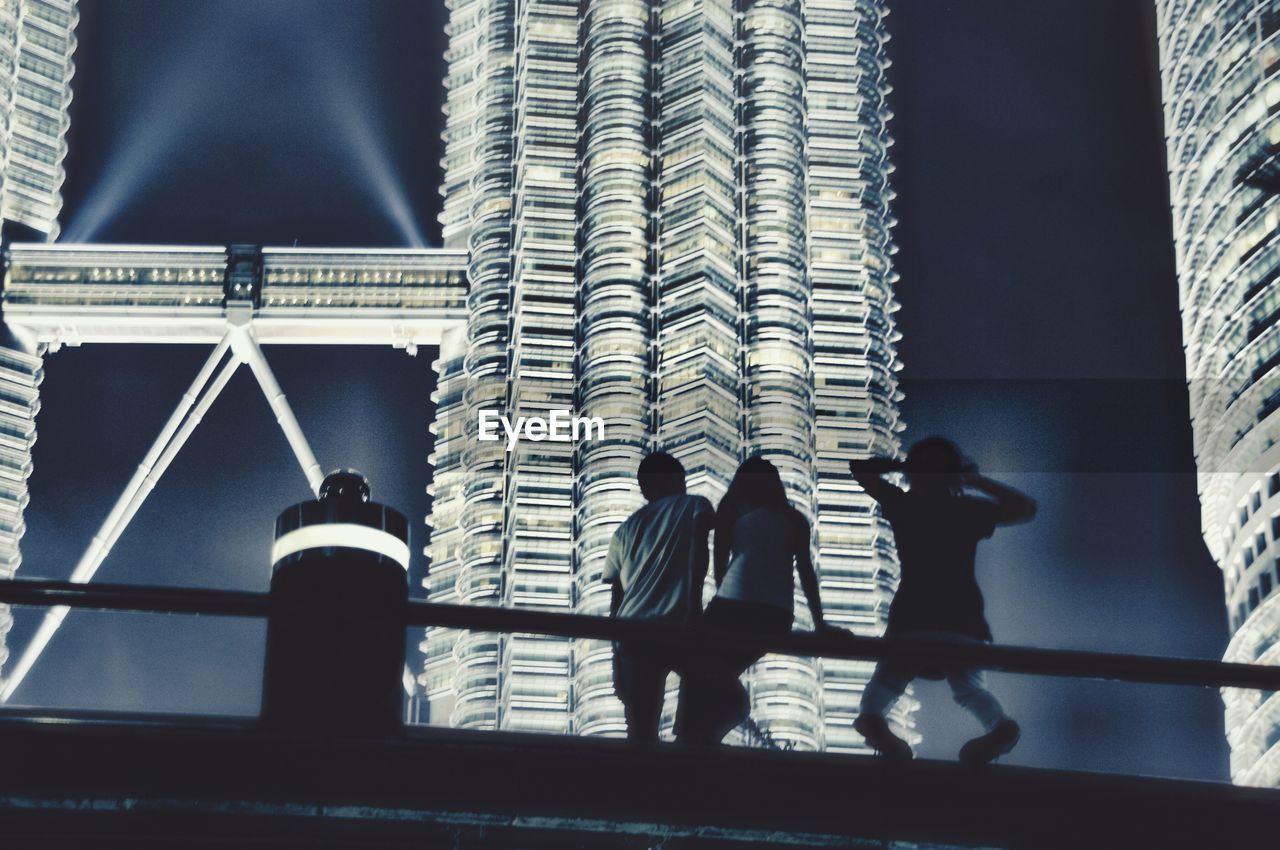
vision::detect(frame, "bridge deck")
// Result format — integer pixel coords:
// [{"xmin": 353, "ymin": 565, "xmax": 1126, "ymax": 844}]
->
[
  {"xmin": 3, "ymin": 243, "xmax": 469, "ymax": 348},
  {"xmin": 0, "ymin": 715, "xmax": 1275, "ymax": 850}
]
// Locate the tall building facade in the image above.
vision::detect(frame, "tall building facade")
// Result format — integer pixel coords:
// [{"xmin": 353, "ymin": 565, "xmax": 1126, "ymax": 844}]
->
[
  {"xmin": 0, "ymin": 0, "xmax": 75, "ymax": 677},
  {"xmin": 0, "ymin": 0, "xmax": 77, "ymax": 238},
  {"xmin": 1156, "ymin": 0, "xmax": 1280, "ymax": 786},
  {"xmin": 422, "ymin": 0, "xmax": 907, "ymax": 751}
]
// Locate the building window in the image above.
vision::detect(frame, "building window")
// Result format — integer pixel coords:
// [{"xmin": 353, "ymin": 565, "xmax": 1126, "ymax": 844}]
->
[
  {"xmin": 1254, "ymin": 490, "xmax": 1264, "ymax": 512},
  {"xmin": 1269, "ymin": 472, "xmax": 1280, "ymax": 497},
  {"xmin": 1263, "ymin": 571, "xmax": 1274, "ymax": 598},
  {"xmin": 1257, "ymin": 532, "xmax": 1268, "ymax": 555},
  {"xmin": 1241, "ymin": 506, "xmax": 1251, "ymax": 528},
  {"xmin": 1250, "ymin": 587, "xmax": 1260, "ymax": 612},
  {"xmin": 1246, "ymin": 548, "xmax": 1256, "ymax": 568}
]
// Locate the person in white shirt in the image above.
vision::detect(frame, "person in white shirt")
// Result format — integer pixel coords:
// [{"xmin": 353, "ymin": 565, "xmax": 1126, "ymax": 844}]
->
[
  {"xmin": 603, "ymin": 452, "xmax": 714, "ymax": 742},
  {"xmin": 679, "ymin": 456, "xmax": 827, "ymax": 744}
]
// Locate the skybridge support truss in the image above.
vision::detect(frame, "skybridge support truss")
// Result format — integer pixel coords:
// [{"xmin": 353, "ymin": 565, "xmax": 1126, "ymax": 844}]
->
[
  {"xmin": 0, "ymin": 328, "xmax": 322, "ymax": 702},
  {"xmin": 0, "ymin": 242, "xmax": 468, "ymax": 703}
]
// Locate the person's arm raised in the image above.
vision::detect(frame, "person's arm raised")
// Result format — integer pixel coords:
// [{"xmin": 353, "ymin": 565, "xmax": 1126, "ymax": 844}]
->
[
  {"xmin": 963, "ymin": 470, "xmax": 1037, "ymax": 525},
  {"xmin": 848, "ymin": 457, "xmax": 906, "ymax": 504}
]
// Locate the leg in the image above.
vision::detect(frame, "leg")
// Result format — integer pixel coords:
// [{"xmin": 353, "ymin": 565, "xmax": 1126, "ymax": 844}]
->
[
  {"xmin": 859, "ymin": 661, "xmax": 912, "ymax": 719},
  {"xmin": 675, "ymin": 666, "xmax": 745, "ymax": 745},
  {"xmin": 674, "ymin": 628, "xmax": 750, "ymax": 746},
  {"xmin": 946, "ymin": 666, "xmax": 1007, "ymax": 732},
  {"xmin": 685, "ymin": 600, "xmax": 786, "ymax": 744},
  {"xmin": 949, "ymin": 665, "xmax": 1020, "ymax": 766},
  {"xmin": 702, "ymin": 598, "xmax": 768, "ymax": 675},
  {"xmin": 624, "ymin": 689, "xmax": 664, "ymax": 742},
  {"xmin": 855, "ymin": 661, "xmax": 915, "ymax": 760},
  {"xmin": 614, "ymin": 643, "xmax": 668, "ymax": 743}
]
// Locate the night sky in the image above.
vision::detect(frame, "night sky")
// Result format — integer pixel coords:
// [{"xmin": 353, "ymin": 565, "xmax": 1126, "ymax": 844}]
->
[{"xmin": 6, "ymin": 1, "xmax": 1231, "ymax": 780}]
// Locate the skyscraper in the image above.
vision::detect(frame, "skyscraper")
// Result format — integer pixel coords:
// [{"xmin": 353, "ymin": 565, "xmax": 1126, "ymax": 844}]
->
[
  {"xmin": 0, "ymin": 0, "xmax": 77, "ymax": 238},
  {"xmin": 0, "ymin": 0, "xmax": 76, "ymax": 676},
  {"xmin": 1156, "ymin": 0, "xmax": 1280, "ymax": 786},
  {"xmin": 423, "ymin": 0, "xmax": 906, "ymax": 751}
]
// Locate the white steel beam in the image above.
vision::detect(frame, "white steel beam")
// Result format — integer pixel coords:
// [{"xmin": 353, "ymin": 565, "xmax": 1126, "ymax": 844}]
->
[
  {"xmin": 0, "ymin": 344, "xmax": 241, "ymax": 704},
  {"xmin": 0, "ymin": 324, "xmax": 333, "ymax": 703},
  {"xmin": 228, "ymin": 321, "xmax": 324, "ymax": 497},
  {"xmin": 68, "ymin": 336, "xmax": 232, "ymax": 584}
]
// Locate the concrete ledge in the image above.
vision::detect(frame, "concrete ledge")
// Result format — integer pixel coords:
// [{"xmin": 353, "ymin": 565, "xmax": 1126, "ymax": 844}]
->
[{"xmin": 0, "ymin": 717, "xmax": 1276, "ymax": 849}]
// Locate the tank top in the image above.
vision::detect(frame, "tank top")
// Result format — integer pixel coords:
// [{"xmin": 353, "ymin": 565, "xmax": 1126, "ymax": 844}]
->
[{"xmin": 718, "ymin": 507, "xmax": 798, "ymax": 613}]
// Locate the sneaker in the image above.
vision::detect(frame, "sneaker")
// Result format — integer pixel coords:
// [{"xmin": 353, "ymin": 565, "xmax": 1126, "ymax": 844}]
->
[
  {"xmin": 854, "ymin": 714, "xmax": 913, "ymax": 762},
  {"xmin": 959, "ymin": 718, "xmax": 1021, "ymax": 766}
]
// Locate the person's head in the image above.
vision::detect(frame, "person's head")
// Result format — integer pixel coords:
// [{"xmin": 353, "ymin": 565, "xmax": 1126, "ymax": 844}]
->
[
  {"xmin": 721, "ymin": 455, "xmax": 791, "ymax": 517},
  {"xmin": 638, "ymin": 451, "xmax": 686, "ymax": 501},
  {"xmin": 904, "ymin": 436, "xmax": 966, "ymax": 494}
]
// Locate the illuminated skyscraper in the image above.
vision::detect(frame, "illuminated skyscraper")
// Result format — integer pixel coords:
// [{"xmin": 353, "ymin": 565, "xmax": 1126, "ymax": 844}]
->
[
  {"xmin": 0, "ymin": 0, "xmax": 76, "ymax": 676},
  {"xmin": 1156, "ymin": 0, "xmax": 1280, "ymax": 786},
  {"xmin": 0, "ymin": 0, "xmax": 77, "ymax": 238},
  {"xmin": 423, "ymin": 0, "xmax": 906, "ymax": 751}
]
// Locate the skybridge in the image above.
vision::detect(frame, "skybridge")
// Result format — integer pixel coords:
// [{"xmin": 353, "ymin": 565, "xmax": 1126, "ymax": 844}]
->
[{"xmin": 3, "ymin": 242, "xmax": 468, "ymax": 350}]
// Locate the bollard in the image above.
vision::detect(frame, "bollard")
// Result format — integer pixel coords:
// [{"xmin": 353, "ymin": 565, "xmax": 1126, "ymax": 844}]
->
[{"xmin": 261, "ymin": 470, "xmax": 409, "ymax": 737}]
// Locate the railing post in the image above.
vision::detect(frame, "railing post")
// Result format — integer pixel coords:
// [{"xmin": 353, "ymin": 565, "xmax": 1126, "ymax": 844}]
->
[{"xmin": 261, "ymin": 471, "xmax": 409, "ymax": 736}]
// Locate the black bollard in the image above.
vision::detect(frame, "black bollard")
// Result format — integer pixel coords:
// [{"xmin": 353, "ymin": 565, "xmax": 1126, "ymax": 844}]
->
[{"xmin": 261, "ymin": 470, "xmax": 409, "ymax": 737}]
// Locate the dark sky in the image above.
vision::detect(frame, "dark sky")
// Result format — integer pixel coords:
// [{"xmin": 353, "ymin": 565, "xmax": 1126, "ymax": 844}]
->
[{"xmin": 7, "ymin": 1, "xmax": 1230, "ymax": 780}]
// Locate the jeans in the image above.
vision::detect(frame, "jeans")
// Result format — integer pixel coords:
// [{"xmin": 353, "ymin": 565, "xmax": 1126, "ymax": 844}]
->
[
  {"xmin": 677, "ymin": 598, "xmax": 792, "ymax": 744},
  {"xmin": 613, "ymin": 641, "xmax": 680, "ymax": 742},
  {"xmin": 859, "ymin": 630, "xmax": 1008, "ymax": 732}
]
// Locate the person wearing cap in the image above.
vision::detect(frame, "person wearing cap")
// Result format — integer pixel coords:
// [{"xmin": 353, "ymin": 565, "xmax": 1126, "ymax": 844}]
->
[
  {"xmin": 849, "ymin": 437, "xmax": 1036, "ymax": 765},
  {"xmin": 604, "ymin": 451, "xmax": 715, "ymax": 742}
]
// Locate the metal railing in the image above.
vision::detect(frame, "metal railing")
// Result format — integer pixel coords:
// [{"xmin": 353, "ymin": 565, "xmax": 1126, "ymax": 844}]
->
[
  {"xmin": 1, "ymin": 576, "xmax": 1278, "ymax": 694},
  {"xmin": 4, "ymin": 576, "xmax": 1279, "ymax": 850}
]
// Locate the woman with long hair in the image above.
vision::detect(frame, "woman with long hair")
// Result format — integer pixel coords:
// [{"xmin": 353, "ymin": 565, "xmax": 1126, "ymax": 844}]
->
[{"xmin": 678, "ymin": 456, "xmax": 826, "ymax": 744}]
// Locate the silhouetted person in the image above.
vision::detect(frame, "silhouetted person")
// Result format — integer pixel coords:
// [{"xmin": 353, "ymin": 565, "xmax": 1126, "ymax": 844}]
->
[
  {"xmin": 679, "ymin": 456, "xmax": 827, "ymax": 744},
  {"xmin": 604, "ymin": 451, "xmax": 714, "ymax": 742},
  {"xmin": 849, "ymin": 437, "xmax": 1036, "ymax": 765}
]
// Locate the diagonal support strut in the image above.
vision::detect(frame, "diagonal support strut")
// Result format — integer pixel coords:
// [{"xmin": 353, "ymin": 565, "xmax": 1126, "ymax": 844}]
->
[{"xmin": 0, "ymin": 329, "xmax": 325, "ymax": 703}]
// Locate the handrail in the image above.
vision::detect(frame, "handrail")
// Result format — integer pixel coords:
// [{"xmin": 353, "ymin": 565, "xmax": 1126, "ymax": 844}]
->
[
  {"xmin": 1, "ymin": 577, "xmax": 1277, "ymax": 692},
  {"xmin": 0, "ymin": 579, "xmax": 268, "ymax": 619}
]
